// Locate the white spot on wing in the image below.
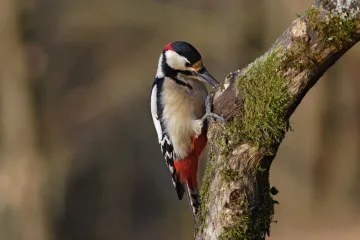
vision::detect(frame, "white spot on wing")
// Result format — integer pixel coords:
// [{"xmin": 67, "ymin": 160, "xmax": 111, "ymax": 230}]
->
[
  {"xmin": 165, "ymin": 151, "xmax": 172, "ymax": 159},
  {"xmin": 151, "ymin": 85, "xmax": 163, "ymax": 142},
  {"xmin": 160, "ymin": 134, "xmax": 171, "ymax": 146}
]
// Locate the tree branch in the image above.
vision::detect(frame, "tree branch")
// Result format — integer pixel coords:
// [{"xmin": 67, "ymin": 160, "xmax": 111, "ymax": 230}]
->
[{"xmin": 195, "ymin": 1, "xmax": 360, "ymax": 239}]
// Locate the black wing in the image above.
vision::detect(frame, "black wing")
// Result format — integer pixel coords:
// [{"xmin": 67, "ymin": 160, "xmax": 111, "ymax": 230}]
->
[{"xmin": 150, "ymin": 77, "xmax": 185, "ymax": 199}]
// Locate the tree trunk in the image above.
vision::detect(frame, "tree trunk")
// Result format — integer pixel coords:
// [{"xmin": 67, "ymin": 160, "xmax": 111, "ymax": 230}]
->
[{"xmin": 195, "ymin": 0, "xmax": 360, "ymax": 239}]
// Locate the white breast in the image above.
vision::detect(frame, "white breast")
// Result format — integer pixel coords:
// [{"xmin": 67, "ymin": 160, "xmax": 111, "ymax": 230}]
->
[{"xmin": 161, "ymin": 78, "xmax": 208, "ymax": 158}]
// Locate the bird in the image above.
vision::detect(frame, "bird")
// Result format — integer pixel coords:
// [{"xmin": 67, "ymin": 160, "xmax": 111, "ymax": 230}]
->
[{"xmin": 150, "ymin": 41, "xmax": 225, "ymax": 215}]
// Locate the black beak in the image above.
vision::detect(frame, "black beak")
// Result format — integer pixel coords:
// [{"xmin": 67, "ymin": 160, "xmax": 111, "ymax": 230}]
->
[{"xmin": 195, "ymin": 68, "xmax": 220, "ymax": 88}]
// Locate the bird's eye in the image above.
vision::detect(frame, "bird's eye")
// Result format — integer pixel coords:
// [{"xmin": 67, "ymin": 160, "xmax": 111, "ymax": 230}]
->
[{"xmin": 185, "ymin": 62, "xmax": 191, "ymax": 67}]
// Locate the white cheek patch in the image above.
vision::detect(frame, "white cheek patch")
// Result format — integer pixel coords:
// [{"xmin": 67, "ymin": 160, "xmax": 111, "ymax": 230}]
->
[{"xmin": 165, "ymin": 50, "xmax": 189, "ymax": 70}]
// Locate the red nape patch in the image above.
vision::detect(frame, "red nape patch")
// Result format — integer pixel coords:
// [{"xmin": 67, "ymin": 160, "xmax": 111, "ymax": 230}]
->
[{"xmin": 164, "ymin": 42, "xmax": 173, "ymax": 51}]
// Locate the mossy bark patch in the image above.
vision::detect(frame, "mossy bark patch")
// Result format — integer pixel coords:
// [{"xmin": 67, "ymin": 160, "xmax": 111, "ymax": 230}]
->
[
  {"xmin": 196, "ymin": 3, "xmax": 360, "ymax": 240},
  {"xmin": 196, "ymin": 152, "xmax": 215, "ymax": 230},
  {"xmin": 220, "ymin": 168, "xmax": 241, "ymax": 185},
  {"xmin": 218, "ymin": 179, "xmax": 275, "ymax": 240},
  {"xmin": 306, "ymin": 6, "xmax": 360, "ymax": 49},
  {"xmin": 227, "ymin": 50, "xmax": 291, "ymax": 152}
]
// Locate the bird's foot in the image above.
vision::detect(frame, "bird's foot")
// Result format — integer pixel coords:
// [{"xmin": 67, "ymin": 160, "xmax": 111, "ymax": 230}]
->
[{"xmin": 201, "ymin": 94, "xmax": 229, "ymax": 122}]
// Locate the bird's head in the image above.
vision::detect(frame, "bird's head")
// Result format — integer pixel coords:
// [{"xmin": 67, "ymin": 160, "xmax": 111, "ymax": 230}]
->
[{"xmin": 157, "ymin": 41, "xmax": 220, "ymax": 88}]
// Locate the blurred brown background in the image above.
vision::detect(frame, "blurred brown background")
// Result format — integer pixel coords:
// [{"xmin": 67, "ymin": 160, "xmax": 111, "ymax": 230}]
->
[{"xmin": 0, "ymin": 0, "xmax": 359, "ymax": 239}]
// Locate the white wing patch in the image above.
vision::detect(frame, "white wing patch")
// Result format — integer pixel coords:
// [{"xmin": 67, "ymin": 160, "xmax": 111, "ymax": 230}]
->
[
  {"xmin": 155, "ymin": 54, "xmax": 164, "ymax": 78},
  {"xmin": 151, "ymin": 85, "xmax": 163, "ymax": 142}
]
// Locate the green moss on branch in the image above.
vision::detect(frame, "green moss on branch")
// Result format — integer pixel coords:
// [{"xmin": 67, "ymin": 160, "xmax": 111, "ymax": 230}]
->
[
  {"xmin": 219, "ymin": 185, "xmax": 275, "ymax": 240},
  {"xmin": 306, "ymin": 6, "xmax": 360, "ymax": 49},
  {"xmin": 220, "ymin": 168, "xmax": 241, "ymax": 185},
  {"xmin": 226, "ymin": 50, "xmax": 291, "ymax": 152},
  {"xmin": 198, "ymin": 5, "xmax": 360, "ymax": 240},
  {"xmin": 196, "ymin": 152, "xmax": 215, "ymax": 230}
]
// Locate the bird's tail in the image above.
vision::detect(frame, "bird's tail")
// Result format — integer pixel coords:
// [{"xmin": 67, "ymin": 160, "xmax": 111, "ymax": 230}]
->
[{"xmin": 186, "ymin": 183, "xmax": 200, "ymax": 216}]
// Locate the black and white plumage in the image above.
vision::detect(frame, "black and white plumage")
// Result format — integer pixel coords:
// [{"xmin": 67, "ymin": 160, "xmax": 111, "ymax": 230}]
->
[
  {"xmin": 151, "ymin": 76, "xmax": 185, "ymax": 199},
  {"xmin": 150, "ymin": 41, "xmax": 224, "ymax": 215}
]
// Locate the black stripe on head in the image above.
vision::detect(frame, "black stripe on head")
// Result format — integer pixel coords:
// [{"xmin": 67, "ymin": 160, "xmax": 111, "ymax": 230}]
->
[{"xmin": 170, "ymin": 41, "xmax": 202, "ymax": 65}]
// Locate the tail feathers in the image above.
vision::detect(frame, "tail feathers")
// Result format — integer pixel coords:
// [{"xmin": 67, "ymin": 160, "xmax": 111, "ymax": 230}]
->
[
  {"xmin": 186, "ymin": 184, "xmax": 200, "ymax": 216},
  {"xmin": 175, "ymin": 180, "xmax": 185, "ymax": 200}
]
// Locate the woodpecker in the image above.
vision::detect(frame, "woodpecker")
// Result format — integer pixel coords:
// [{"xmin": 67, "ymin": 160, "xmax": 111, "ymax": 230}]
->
[{"xmin": 150, "ymin": 41, "xmax": 225, "ymax": 215}]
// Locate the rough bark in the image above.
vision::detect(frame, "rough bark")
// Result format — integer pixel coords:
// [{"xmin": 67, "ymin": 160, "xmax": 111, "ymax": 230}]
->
[{"xmin": 195, "ymin": 1, "xmax": 360, "ymax": 239}]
